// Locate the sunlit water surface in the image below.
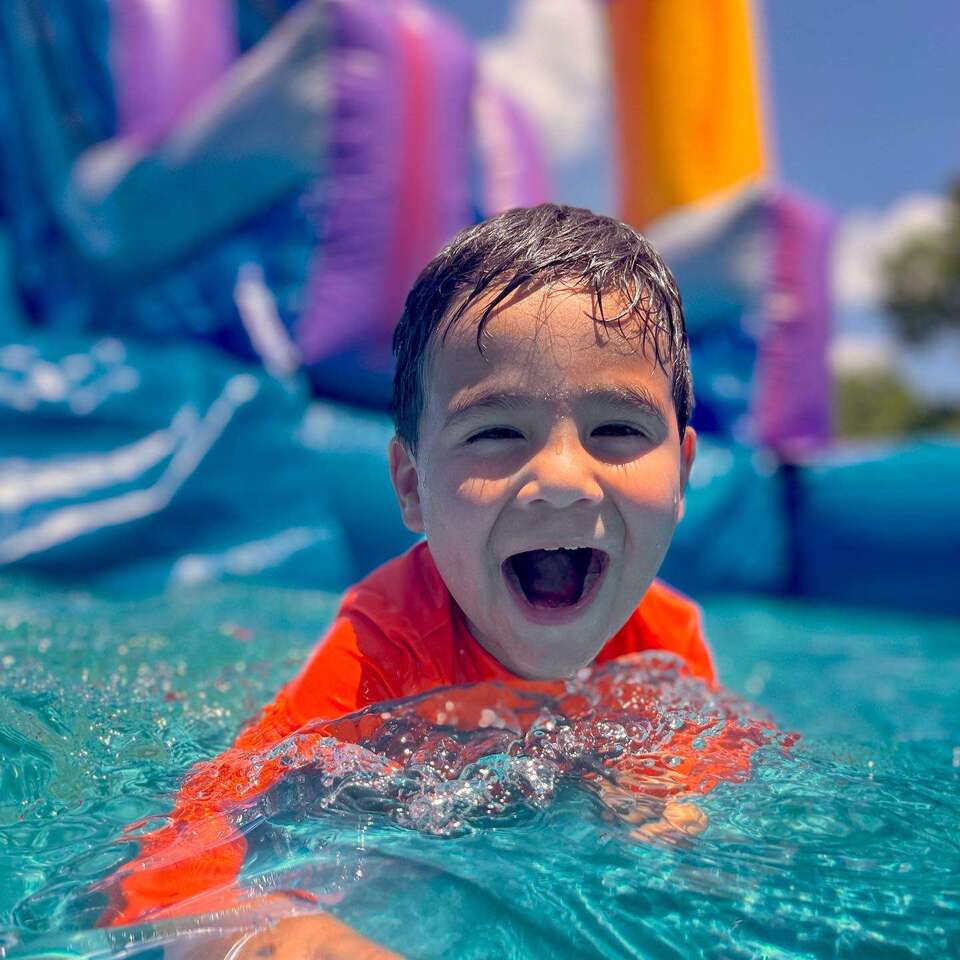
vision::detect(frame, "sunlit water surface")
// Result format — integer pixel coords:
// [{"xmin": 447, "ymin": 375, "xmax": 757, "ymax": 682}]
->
[{"xmin": 0, "ymin": 581, "xmax": 958, "ymax": 959}]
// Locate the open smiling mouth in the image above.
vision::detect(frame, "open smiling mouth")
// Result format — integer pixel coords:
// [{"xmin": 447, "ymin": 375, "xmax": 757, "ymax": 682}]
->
[{"xmin": 502, "ymin": 547, "xmax": 609, "ymax": 612}]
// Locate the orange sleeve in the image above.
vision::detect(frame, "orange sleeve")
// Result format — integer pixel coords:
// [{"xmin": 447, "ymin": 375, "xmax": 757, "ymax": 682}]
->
[
  {"xmin": 669, "ymin": 594, "xmax": 715, "ymax": 688},
  {"xmin": 99, "ymin": 594, "xmax": 415, "ymax": 927},
  {"xmin": 99, "ymin": 697, "xmax": 306, "ymax": 927},
  {"xmin": 608, "ymin": 586, "xmax": 790, "ymax": 804}
]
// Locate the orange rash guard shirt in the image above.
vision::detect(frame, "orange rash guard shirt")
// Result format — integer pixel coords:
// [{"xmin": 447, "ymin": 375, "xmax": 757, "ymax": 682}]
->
[
  {"xmin": 101, "ymin": 543, "xmax": 718, "ymax": 927},
  {"xmin": 262, "ymin": 541, "xmax": 717, "ymax": 739}
]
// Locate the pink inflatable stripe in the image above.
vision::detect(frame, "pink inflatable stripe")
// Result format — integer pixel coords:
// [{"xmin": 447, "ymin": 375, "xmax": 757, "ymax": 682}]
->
[
  {"xmin": 420, "ymin": 3, "xmax": 475, "ymax": 256},
  {"xmin": 381, "ymin": 1, "xmax": 474, "ymax": 324},
  {"xmin": 383, "ymin": 2, "xmax": 438, "ymax": 325}
]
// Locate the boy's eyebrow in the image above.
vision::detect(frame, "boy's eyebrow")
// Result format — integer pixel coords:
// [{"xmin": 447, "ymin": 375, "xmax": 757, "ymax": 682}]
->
[
  {"xmin": 444, "ymin": 390, "xmax": 530, "ymax": 425},
  {"xmin": 444, "ymin": 384, "xmax": 668, "ymax": 425},
  {"xmin": 585, "ymin": 385, "xmax": 668, "ymax": 421}
]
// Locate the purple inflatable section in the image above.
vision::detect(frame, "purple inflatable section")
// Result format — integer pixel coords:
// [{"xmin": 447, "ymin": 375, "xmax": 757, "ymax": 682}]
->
[
  {"xmin": 106, "ymin": 0, "xmax": 477, "ymax": 382},
  {"xmin": 109, "ymin": 0, "xmax": 237, "ymax": 145},
  {"xmin": 755, "ymin": 191, "xmax": 834, "ymax": 458},
  {"xmin": 295, "ymin": 0, "xmax": 405, "ymax": 365},
  {"xmin": 296, "ymin": 0, "xmax": 475, "ymax": 368}
]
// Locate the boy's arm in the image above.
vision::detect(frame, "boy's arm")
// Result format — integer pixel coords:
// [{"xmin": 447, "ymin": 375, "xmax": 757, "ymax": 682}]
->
[
  {"xmin": 206, "ymin": 912, "xmax": 403, "ymax": 960},
  {"xmin": 159, "ymin": 901, "xmax": 403, "ymax": 960},
  {"xmin": 595, "ymin": 708, "xmax": 776, "ymax": 843},
  {"xmin": 277, "ymin": 607, "xmax": 407, "ymax": 730},
  {"xmin": 99, "ymin": 605, "xmax": 410, "ymax": 954}
]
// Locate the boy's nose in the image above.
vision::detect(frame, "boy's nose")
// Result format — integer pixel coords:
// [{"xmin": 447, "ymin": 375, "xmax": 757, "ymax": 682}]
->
[{"xmin": 515, "ymin": 431, "xmax": 603, "ymax": 509}]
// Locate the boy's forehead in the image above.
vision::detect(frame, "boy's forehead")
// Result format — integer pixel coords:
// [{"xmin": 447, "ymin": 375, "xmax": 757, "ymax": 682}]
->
[{"xmin": 423, "ymin": 286, "xmax": 674, "ymax": 415}]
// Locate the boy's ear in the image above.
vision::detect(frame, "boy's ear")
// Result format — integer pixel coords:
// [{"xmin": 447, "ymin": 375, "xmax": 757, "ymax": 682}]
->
[
  {"xmin": 389, "ymin": 436, "xmax": 425, "ymax": 533},
  {"xmin": 676, "ymin": 426, "xmax": 697, "ymax": 522}
]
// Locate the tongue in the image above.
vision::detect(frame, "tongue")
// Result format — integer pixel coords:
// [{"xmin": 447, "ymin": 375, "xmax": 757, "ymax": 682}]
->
[{"xmin": 511, "ymin": 549, "xmax": 586, "ymax": 607}]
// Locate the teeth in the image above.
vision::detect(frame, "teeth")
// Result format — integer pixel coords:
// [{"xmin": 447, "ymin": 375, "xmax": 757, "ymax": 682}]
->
[{"xmin": 504, "ymin": 546, "xmax": 607, "ymax": 561}]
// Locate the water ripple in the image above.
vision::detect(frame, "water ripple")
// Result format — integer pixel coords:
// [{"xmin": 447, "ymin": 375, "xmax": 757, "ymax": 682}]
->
[{"xmin": 0, "ymin": 582, "xmax": 958, "ymax": 958}]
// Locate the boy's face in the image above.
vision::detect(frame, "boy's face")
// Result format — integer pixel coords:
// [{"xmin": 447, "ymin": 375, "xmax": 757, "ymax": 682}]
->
[{"xmin": 389, "ymin": 285, "xmax": 696, "ymax": 680}]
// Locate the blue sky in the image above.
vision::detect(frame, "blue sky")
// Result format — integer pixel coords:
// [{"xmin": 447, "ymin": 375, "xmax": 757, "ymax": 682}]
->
[
  {"xmin": 435, "ymin": 0, "xmax": 960, "ymax": 214},
  {"xmin": 763, "ymin": 0, "xmax": 959, "ymax": 212}
]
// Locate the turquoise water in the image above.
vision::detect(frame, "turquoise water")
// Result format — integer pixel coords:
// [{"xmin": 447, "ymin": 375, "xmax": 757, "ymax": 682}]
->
[{"xmin": 1, "ymin": 580, "xmax": 958, "ymax": 959}]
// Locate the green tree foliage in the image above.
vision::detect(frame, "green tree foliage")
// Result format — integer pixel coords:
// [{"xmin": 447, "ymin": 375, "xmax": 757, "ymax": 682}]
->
[
  {"xmin": 882, "ymin": 181, "xmax": 960, "ymax": 342},
  {"xmin": 835, "ymin": 369, "xmax": 960, "ymax": 439}
]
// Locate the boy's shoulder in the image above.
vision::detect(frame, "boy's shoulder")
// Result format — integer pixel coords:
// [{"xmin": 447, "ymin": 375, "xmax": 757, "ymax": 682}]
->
[
  {"xmin": 282, "ymin": 543, "xmax": 473, "ymax": 722},
  {"xmin": 348, "ymin": 540, "xmax": 449, "ymax": 626},
  {"xmin": 637, "ymin": 579, "xmax": 705, "ymax": 634}
]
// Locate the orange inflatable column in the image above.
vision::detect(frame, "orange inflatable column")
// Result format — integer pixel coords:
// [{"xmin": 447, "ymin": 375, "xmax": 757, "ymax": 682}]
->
[{"xmin": 607, "ymin": 0, "xmax": 770, "ymax": 227}]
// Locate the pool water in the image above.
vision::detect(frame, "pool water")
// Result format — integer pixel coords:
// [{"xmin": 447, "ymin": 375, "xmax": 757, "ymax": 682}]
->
[{"xmin": 0, "ymin": 579, "xmax": 958, "ymax": 959}]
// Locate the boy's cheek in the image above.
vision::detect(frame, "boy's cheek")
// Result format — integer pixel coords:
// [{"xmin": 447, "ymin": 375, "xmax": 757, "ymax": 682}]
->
[
  {"xmin": 453, "ymin": 476, "xmax": 506, "ymax": 506},
  {"xmin": 617, "ymin": 484, "xmax": 686, "ymax": 530},
  {"xmin": 428, "ymin": 453, "xmax": 515, "ymax": 504},
  {"xmin": 421, "ymin": 474, "xmax": 511, "ymax": 528}
]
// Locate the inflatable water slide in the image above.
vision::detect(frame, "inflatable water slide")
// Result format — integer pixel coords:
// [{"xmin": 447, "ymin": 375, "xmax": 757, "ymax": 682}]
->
[{"xmin": 0, "ymin": 0, "xmax": 956, "ymax": 613}]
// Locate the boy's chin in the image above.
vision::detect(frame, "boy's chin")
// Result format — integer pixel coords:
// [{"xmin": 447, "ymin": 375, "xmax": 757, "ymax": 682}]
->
[
  {"xmin": 490, "ymin": 577, "xmax": 619, "ymax": 679},
  {"xmin": 466, "ymin": 610, "xmax": 606, "ymax": 681},
  {"xmin": 500, "ymin": 648, "xmax": 599, "ymax": 682},
  {"xmin": 498, "ymin": 620, "xmax": 609, "ymax": 681}
]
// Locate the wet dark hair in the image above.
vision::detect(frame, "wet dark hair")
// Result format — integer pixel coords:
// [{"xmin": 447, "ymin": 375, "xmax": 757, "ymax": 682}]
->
[{"xmin": 391, "ymin": 203, "xmax": 692, "ymax": 451}]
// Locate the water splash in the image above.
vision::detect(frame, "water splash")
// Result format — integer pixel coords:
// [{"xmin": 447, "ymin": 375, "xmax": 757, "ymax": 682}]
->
[{"xmin": 247, "ymin": 653, "xmax": 783, "ymax": 842}]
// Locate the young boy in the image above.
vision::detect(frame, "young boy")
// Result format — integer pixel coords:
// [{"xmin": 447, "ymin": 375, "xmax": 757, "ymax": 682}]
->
[
  {"xmin": 237, "ymin": 201, "xmax": 710, "ymax": 731},
  {"xmin": 102, "ymin": 205, "xmax": 727, "ymax": 954}
]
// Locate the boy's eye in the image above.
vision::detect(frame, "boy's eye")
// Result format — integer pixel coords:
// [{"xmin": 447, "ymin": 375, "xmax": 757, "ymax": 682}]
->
[
  {"xmin": 592, "ymin": 423, "xmax": 645, "ymax": 438},
  {"xmin": 465, "ymin": 426, "xmax": 524, "ymax": 443}
]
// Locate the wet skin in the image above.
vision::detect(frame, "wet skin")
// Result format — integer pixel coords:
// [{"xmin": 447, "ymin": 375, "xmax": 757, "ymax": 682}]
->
[{"xmin": 390, "ymin": 285, "xmax": 696, "ymax": 680}]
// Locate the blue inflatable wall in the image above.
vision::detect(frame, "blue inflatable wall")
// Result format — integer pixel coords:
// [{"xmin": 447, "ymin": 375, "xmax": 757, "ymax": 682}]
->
[{"xmin": 0, "ymin": 320, "xmax": 956, "ymax": 614}]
